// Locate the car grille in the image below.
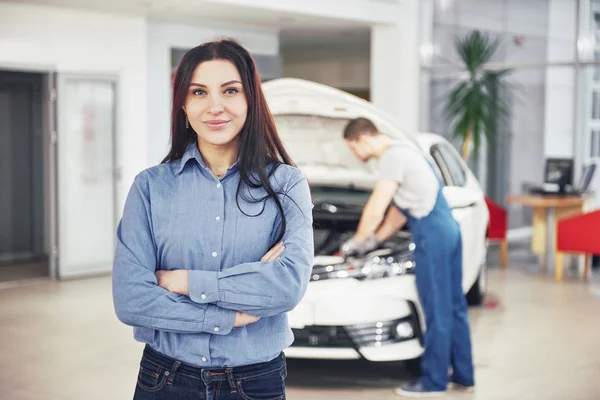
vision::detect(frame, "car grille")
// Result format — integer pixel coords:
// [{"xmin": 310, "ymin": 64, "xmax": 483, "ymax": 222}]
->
[
  {"xmin": 291, "ymin": 317, "xmax": 417, "ymax": 349},
  {"xmin": 291, "ymin": 326, "xmax": 354, "ymax": 348}
]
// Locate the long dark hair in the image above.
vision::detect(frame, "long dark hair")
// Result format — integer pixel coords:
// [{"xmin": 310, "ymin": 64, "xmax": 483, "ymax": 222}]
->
[{"xmin": 162, "ymin": 38, "xmax": 295, "ymax": 245}]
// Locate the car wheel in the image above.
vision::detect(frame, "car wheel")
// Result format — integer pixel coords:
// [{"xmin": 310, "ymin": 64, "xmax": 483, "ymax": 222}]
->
[{"xmin": 466, "ymin": 250, "xmax": 487, "ymax": 306}]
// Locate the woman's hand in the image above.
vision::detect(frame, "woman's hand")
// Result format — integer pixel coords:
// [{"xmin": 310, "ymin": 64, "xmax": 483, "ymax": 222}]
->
[
  {"xmin": 155, "ymin": 270, "xmax": 189, "ymax": 295},
  {"xmin": 261, "ymin": 241, "xmax": 285, "ymax": 262},
  {"xmin": 234, "ymin": 311, "xmax": 261, "ymax": 327}
]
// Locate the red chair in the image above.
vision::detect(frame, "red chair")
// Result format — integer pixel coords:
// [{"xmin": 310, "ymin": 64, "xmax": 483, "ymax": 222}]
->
[
  {"xmin": 555, "ymin": 210, "xmax": 600, "ymax": 281},
  {"xmin": 485, "ymin": 197, "xmax": 508, "ymax": 268}
]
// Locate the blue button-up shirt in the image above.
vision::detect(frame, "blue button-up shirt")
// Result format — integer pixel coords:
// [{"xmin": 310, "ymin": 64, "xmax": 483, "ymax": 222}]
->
[{"xmin": 112, "ymin": 143, "xmax": 314, "ymax": 368}]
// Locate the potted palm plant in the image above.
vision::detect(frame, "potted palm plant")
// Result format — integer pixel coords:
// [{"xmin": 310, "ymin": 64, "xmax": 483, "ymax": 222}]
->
[{"xmin": 444, "ymin": 30, "xmax": 511, "ymax": 162}]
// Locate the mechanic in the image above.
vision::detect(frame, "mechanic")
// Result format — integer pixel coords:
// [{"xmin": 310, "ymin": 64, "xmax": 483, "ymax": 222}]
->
[{"xmin": 339, "ymin": 117, "xmax": 475, "ymax": 397}]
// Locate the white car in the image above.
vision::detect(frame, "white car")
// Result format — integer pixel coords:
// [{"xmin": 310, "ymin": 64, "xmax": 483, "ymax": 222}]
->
[{"xmin": 263, "ymin": 78, "xmax": 490, "ymax": 365}]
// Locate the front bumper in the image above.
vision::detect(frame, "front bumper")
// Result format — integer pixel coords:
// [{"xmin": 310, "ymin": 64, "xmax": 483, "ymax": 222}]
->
[
  {"xmin": 287, "ymin": 315, "xmax": 423, "ymax": 362},
  {"xmin": 284, "ymin": 339, "xmax": 424, "ymax": 362},
  {"xmin": 286, "ymin": 274, "xmax": 425, "ymax": 362}
]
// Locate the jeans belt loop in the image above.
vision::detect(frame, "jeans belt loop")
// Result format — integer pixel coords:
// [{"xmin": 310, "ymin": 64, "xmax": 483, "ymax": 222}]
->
[
  {"xmin": 225, "ymin": 368, "xmax": 236, "ymax": 391},
  {"xmin": 166, "ymin": 360, "xmax": 181, "ymax": 384}
]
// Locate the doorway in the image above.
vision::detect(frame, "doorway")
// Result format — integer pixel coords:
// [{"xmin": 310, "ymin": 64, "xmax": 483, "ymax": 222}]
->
[{"xmin": 0, "ymin": 70, "xmax": 49, "ymax": 282}]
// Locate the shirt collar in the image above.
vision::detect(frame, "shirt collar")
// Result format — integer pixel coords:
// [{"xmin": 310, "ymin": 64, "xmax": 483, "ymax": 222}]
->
[
  {"xmin": 175, "ymin": 141, "xmax": 240, "ymax": 176},
  {"xmin": 175, "ymin": 142, "xmax": 203, "ymax": 175}
]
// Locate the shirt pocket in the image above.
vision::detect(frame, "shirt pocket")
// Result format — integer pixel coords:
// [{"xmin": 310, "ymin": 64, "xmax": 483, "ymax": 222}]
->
[{"xmin": 233, "ymin": 199, "xmax": 278, "ymax": 265}]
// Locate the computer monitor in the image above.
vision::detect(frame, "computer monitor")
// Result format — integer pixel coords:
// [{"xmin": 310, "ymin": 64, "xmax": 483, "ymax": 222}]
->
[
  {"xmin": 544, "ymin": 158, "xmax": 574, "ymax": 188},
  {"xmin": 577, "ymin": 163, "xmax": 597, "ymax": 192}
]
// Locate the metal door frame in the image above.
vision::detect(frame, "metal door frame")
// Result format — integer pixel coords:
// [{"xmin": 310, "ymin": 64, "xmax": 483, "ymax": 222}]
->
[
  {"xmin": 0, "ymin": 63, "xmax": 58, "ymax": 279},
  {"xmin": 56, "ymin": 73, "xmax": 119, "ymax": 279}
]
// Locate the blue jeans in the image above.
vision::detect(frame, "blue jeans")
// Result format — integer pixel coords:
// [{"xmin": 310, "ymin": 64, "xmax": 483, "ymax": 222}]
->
[
  {"xmin": 402, "ymin": 189, "xmax": 475, "ymax": 391},
  {"xmin": 133, "ymin": 345, "xmax": 287, "ymax": 400}
]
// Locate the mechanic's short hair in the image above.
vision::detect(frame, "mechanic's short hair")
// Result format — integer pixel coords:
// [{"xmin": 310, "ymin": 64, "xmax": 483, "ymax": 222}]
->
[{"xmin": 343, "ymin": 117, "xmax": 379, "ymax": 140}]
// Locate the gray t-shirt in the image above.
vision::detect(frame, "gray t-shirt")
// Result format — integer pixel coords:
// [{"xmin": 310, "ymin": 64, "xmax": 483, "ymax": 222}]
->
[{"xmin": 377, "ymin": 143, "xmax": 440, "ymax": 218}]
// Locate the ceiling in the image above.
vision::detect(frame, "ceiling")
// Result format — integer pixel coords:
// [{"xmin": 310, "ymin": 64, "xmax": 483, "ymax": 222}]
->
[
  {"xmin": 8, "ymin": 0, "xmax": 372, "ymax": 53},
  {"xmin": 9, "ymin": 0, "xmax": 368, "ymax": 30}
]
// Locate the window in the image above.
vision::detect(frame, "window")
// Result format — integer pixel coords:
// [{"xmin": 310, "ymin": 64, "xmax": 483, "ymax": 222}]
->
[
  {"xmin": 431, "ymin": 143, "xmax": 467, "ymax": 187},
  {"xmin": 592, "ymin": 130, "xmax": 600, "ymax": 158},
  {"xmin": 430, "ymin": 148, "xmax": 451, "ymax": 186},
  {"xmin": 592, "ymin": 91, "xmax": 600, "ymax": 120}
]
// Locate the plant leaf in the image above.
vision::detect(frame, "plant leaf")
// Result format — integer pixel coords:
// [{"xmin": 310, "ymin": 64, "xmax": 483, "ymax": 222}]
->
[{"xmin": 443, "ymin": 29, "xmax": 512, "ymax": 160}]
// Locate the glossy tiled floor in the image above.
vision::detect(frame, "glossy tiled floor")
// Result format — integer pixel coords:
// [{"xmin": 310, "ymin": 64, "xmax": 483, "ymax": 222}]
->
[{"xmin": 1, "ymin": 248, "xmax": 600, "ymax": 400}]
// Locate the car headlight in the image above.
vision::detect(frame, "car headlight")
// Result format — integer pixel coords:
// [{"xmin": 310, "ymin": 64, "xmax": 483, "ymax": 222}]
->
[{"xmin": 311, "ymin": 248, "xmax": 415, "ymax": 282}]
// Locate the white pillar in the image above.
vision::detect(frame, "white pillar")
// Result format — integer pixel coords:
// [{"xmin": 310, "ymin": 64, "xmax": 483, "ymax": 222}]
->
[{"xmin": 370, "ymin": 0, "xmax": 421, "ymax": 134}]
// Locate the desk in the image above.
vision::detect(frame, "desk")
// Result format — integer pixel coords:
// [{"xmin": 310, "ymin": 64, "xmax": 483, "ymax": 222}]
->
[{"xmin": 506, "ymin": 194, "xmax": 589, "ymax": 280}]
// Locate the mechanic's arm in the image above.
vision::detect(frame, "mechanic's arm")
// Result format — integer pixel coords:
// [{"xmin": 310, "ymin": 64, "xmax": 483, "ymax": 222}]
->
[
  {"xmin": 184, "ymin": 170, "xmax": 314, "ymax": 318},
  {"xmin": 374, "ymin": 205, "xmax": 407, "ymax": 242},
  {"xmin": 354, "ymin": 179, "xmax": 399, "ymax": 241},
  {"xmin": 112, "ymin": 173, "xmax": 236, "ymax": 335}
]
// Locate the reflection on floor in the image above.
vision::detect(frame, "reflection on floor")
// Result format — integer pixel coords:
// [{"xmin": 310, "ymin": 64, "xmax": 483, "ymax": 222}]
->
[
  {"xmin": 0, "ymin": 260, "xmax": 47, "ymax": 287},
  {"xmin": 1, "ymin": 243, "xmax": 599, "ymax": 400}
]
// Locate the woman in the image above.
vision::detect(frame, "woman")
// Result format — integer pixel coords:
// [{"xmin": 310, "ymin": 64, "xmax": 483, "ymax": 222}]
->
[{"xmin": 112, "ymin": 38, "xmax": 314, "ymax": 400}]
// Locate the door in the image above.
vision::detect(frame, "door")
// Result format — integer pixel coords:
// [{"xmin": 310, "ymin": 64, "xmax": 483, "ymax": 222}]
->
[
  {"xmin": 0, "ymin": 71, "xmax": 45, "ymax": 265},
  {"xmin": 57, "ymin": 74, "xmax": 117, "ymax": 278}
]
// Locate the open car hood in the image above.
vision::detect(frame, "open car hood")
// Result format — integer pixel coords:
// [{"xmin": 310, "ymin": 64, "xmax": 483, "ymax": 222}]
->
[
  {"xmin": 263, "ymin": 78, "xmax": 422, "ymax": 182},
  {"xmin": 263, "ymin": 78, "xmax": 419, "ymax": 144}
]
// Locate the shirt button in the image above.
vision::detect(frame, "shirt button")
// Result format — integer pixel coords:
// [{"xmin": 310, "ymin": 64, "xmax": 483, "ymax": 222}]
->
[
  {"xmin": 214, "ymin": 327, "xmax": 220, "ymax": 332},
  {"xmin": 201, "ymin": 294, "xmax": 207, "ymax": 300},
  {"xmin": 202, "ymin": 357, "xmax": 207, "ymax": 362},
  {"xmin": 216, "ymin": 183, "xmax": 221, "ymax": 188},
  {"xmin": 212, "ymin": 252, "xmax": 217, "ymax": 257},
  {"xmin": 215, "ymin": 216, "xmax": 221, "ymax": 221}
]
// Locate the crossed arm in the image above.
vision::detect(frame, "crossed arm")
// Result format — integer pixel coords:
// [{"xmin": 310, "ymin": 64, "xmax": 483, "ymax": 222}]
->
[
  {"xmin": 112, "ymin": 170, "xmax": 314, "ymax": 335},
  {"xmin": 155, "ymin": 242, "xmax": 287, "ymax": 328}
]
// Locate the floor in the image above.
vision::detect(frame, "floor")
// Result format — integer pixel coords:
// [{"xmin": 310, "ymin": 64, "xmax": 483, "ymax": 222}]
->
[
  {"xmin": 1, "ymin": 246, "xmax": 600, "ymax": 400},
  {"xmin": 0, "ymin": 260, "xmax": 47, "ymax": 288}
]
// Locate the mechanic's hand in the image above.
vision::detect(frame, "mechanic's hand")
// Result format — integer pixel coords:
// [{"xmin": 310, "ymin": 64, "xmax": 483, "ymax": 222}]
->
[
  {"xmin": 361, "ymin": 233, "xmax": 380, "ymax": 254},
  {"xmin": 155, "ymin": 270, "xmax": 189, "ymax": 295},
  {"xmin": 340, "ymin": 233, "xmax": 380, "ymax": 258},
  {"xmin": 234, "ymin": 311, "xmax": 261, "ymax": 327},
  {"xmin": 340, "ymin": 237, "xmax": 358, "ymax": 258},
  {"xmin": 261, "ymin": 241, "xmax": 285, "ymax": 262}
]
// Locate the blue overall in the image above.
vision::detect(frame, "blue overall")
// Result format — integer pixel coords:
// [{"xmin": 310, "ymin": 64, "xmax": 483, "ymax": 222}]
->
[{"xmin": 396, "ymin": 160, "xmax": 475, "ymax": 391}]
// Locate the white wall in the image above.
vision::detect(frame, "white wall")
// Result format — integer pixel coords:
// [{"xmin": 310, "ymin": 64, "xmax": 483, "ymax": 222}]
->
[
  {"xmin": 283, "ymin": 45, "xmax": 370, "ymax": 89},
  {"xmin": 0, "ymin": 3, "xmax": 148, "ymax": 195},
  {"xmin": 147, "ymin": 20, "xmax": 279, "ymax": 164},
  {"xmin": 284, "ymin": 58, "xmax": 370, "ymax": 89},
  {"xmin": 544, "ymin": 0, "xmax": 578, "ymax": 158},
  {"xmin": 371, "ymin": 0, "xmax": 421, "ymax": 134}
]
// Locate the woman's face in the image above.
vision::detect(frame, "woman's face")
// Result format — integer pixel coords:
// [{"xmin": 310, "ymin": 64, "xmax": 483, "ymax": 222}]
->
[{"xmin": 183, "ymin": 59, "xmax": 248, "ymax": 149}]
